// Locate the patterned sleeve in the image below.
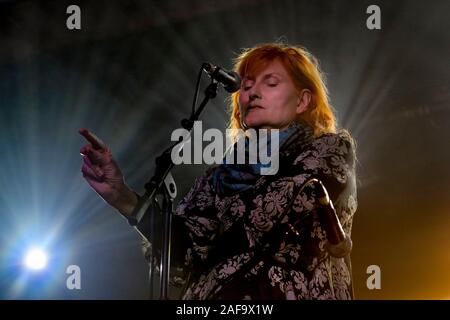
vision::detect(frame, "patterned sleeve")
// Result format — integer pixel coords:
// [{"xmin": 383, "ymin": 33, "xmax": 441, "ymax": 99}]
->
[
  {"xmin": 138, "ymin": 166, "xmax": 219, "ymax": 289},
  {"xmin": 172, "ymin": 166, "xmax": 220, "ymax": 264},
  {"xmin": 291, "ymin": 130, "xmax": 356, "ymax": 202},
  {"xmin": 270, "ymin": 131, "xmax": 357, "ymax": 299}
]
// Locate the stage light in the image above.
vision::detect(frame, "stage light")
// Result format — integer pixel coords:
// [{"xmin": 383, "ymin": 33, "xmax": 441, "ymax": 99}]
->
[{"xmin": 23, "ymin": 248, "xmax": 48, "ymax": 271}]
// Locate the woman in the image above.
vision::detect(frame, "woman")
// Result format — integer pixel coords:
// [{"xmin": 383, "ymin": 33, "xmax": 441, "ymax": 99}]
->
[{"xmin": 80, "ymin": 43, "xmax": 357, "ymax": 300}]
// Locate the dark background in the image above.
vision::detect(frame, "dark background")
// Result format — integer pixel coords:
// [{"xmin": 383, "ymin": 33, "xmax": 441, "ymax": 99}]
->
[{"xmin": 0, "ymin": 0, "xmax": 448, "ymax": 299}]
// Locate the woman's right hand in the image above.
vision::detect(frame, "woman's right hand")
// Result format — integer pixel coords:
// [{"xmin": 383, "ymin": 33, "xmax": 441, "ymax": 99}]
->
[{"xmin": 79, "ymin": 128, "xmax": 138, "ymax": 216}]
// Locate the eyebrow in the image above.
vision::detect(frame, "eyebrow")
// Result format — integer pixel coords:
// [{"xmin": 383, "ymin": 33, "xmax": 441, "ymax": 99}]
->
[{"xmin": 244, "ymin": 72, "xmax": 283, "ymax": 81}]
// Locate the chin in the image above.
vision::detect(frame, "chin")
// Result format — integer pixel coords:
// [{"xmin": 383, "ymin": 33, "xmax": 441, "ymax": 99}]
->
[
  {"xmin": 244, "ymin": 116, "xmax": 264, "ymax": 129},
  {"xmin": 244, "ymin": 121, "xmax": 262, "ymax": 129}
]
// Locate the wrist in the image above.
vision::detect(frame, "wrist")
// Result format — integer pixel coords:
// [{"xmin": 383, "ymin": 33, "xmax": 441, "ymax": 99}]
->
[{"xmin": 115, "ymin": 184, "xmax": 139, "ymax": 217}]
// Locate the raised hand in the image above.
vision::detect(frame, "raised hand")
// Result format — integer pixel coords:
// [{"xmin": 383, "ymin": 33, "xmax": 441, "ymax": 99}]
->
[{"xmin": 79, "ymin": 128, "xmax": 137, "ymax": 216}]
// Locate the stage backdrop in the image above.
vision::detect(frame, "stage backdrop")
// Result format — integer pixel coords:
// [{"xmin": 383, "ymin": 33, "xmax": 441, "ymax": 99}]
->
[{"xmin": 0, "ymin": 0, "xmax": 448, "ymax": 299}]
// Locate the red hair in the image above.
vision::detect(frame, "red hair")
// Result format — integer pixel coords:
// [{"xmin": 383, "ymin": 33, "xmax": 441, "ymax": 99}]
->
[{"xmin": 229, "ymin": 43, "xmax": 337, "ymax": 139}]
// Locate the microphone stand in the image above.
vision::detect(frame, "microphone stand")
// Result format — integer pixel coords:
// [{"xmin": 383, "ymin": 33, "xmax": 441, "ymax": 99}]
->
[{"xmin": 130, "ymin": 80, "xmax": 219, "ymax": 299}]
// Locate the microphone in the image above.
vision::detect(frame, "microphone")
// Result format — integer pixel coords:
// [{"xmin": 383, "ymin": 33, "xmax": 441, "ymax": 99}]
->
[
  {"xmin": 312, "ymin": 179, "xmax": 353, "ymax": 258},
  {"xmin": 202, "ymin": 62, "xmax": 241, "ymax": 93}
]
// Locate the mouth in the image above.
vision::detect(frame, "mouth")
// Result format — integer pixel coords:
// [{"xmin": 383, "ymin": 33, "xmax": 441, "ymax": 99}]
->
[{"xmin": 246, "ymin": 105, "xmax": 263, "ymax": 112}]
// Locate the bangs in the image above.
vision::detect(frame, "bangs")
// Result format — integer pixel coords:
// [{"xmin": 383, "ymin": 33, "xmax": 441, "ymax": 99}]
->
[{"xmin": 236, "ymin": 48, "xmax": 284, "ymax": 78}]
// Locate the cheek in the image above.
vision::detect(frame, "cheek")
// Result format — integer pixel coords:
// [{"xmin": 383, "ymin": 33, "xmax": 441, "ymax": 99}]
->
[
  {"xmin": 238, "ymin": 94, "xmax": 247, "ymax": 111},
  {"xmin": 269, "ymin": 91, "xmax": 290, "ymax": 109},
  {"xmin": 270, "ymin": 91, "xmax": 297, "ymax": 117},
  {"xmin": 238, "ymin": 92, "xmax": 248, "ymax": 104}
]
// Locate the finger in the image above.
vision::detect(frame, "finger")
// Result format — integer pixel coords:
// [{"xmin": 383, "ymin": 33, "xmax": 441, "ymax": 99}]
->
[
  {"xmin": 86, "ymin": 147, "xmax": 110, "ymax": 165},
  {"xmin": 80, "ymin": 144, "xmax": 90, "ymax": 156},
  {"xmin": 82, "ymin": 156, "xmax": 104, "ymax": 178},
  {"xmin": 79, "ymin": 128, "xmax": 107, "ymax": 150},
  {"xmin": 81, "ymin": 163, "xmax": 104, "ymax": 181},
  {"xmin": 80, "ymin": 144, "xmax": 110, "ymax": 166},
  {"xmin": 92, "ymin": 164, "xmax": 105, "ymax": 178},
  {"xmin": 82, "ymin": 154, "xmax": 93, "ymax": 167}
]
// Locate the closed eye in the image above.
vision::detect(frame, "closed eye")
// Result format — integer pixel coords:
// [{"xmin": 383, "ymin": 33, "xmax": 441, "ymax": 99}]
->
[
  {"xmin": 265, "ymin": 77, "xmax": 280, "ymax": 87},
  {"xmin": 241, "ymin": 79, "xmax": 254, "ymax": 91}
]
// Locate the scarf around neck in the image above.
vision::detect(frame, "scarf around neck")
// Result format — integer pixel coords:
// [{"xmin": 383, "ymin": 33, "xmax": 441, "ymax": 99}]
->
[{"xmin": 212, "ymin": 121, "xmax": 314, "ymax": 196}]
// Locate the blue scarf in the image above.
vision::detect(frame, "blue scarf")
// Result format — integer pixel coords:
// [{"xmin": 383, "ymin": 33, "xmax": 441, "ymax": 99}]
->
[{"xmin": 212, "ymin": 122, "xmax": 314, "ymax": 196}]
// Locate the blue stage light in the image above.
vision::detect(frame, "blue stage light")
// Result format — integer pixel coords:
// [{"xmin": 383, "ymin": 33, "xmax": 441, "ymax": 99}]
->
[{"xmin": 23, "ymin": 248, "xmax": 48, "ymax": 271}]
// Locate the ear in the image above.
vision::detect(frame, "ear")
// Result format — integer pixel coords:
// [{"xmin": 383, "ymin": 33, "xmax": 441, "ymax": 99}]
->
[{"xmin": 296, "ymin": 89, "xmax": 312, "ymax": 114}]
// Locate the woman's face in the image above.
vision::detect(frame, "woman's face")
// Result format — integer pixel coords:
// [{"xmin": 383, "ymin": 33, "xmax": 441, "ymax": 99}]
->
[{"xmin": 238, "ymin": 59, "xmax": 309, "ymax": 130}]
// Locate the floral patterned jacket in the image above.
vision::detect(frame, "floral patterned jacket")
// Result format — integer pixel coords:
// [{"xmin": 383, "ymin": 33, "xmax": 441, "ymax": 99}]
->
[{"xmin": 138, "ymin": 129, "xmax": 357, "ymax": 300}]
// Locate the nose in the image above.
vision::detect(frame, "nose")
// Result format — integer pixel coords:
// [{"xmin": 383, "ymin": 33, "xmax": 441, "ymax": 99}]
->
[
  {"xmin": 248, "ymin": 84, "xmax": 261, "ymax": 101},
  {"xmin": 249, "ymin": 92, "xmax": 260, "ymax": 101}
]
